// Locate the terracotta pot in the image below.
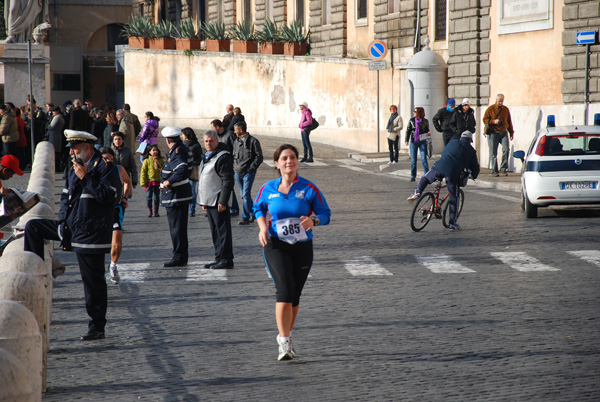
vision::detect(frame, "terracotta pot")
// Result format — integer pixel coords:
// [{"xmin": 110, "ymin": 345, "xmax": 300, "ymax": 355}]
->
[
  {"xmin": 175, "ymin": 38, "xmax": 202, "ymax": 50},
  {"xmin": 206, "ymin": 39, "xmax": 230, "ymax": 52},
  {"xmin": 260, "ymin": 42, "xmax": 284, "ymax": 55},
  {"xmin": 128, "ymin": 37, "xmax": 149, "ymax": 49},
  {"xmin": 148, "ymin": 38, "xmax": 175, "ymax": 50},
  {"xmin": 233, "ymin": 40, "xmax": 258, "ymax": 53},
  {"xmin": 284, "ymin": 42, "xmax": 308, "ymax": 56}
]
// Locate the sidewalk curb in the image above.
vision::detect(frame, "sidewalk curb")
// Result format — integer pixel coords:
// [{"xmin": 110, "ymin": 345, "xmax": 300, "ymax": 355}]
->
[{"xmin": 351, "ymin": 153, "xmax": 521, "ymax": 193}]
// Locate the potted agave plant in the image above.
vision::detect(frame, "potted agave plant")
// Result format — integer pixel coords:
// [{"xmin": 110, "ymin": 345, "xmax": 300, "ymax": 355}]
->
[
  {"xmin": 281, "ymin": 20, "xmax": 309, "ymax": 56},
  {"xmin": 201, "ymin": 21, "xmax": 230, "ymax": 52},
  {"xmin": 149, "ymin": 20, "xmax": 175, "ymax": 50},
  {"xmin": 257, "ymin": 20, "xmax": 284, "ymax": 55},
  {"xmin": 123, "ymin": 15, "xmax": 152, "ymax": 49},
  {"xmin": 229, "ymin": 21, "xmax": 258, "ymax": 53},
  {"xmin": 174, "ymin": 18, "xmax": 202, "ymax": 50}
]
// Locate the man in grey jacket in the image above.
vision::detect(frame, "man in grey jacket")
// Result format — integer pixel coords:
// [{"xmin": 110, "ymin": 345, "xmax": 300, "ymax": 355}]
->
[{"xmin": 232, "ymin": 121, "xmax": 263, "ymax": 225}]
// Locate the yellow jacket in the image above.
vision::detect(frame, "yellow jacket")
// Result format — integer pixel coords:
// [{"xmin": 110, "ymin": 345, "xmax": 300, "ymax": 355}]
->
[{"xmin": 140, "ymin": 157, "xmax": 164, "ymax": 187}]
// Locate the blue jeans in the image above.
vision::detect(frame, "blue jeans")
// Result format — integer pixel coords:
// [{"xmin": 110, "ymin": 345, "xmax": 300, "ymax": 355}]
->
[
  {"xmin": 145, "ymin": 185, "xmax": 160, "ymax": 209},
  {"xmin": 301, "ymin": 129, "xmax": 313, "ymax": 159},
  {"xmin": 409, "ymin": 140, "xmax": 429, "ymax": 179},
  {"xmin": 387, "ymin": 137, "xmax": 399, "ymax": 162},
  {"xmin": 417, "ymin": 168, "xmax": 460, "ymax": 226},
  {"xmin": 235, "ymin": 171, "xmax": 256, "ymax": 221},
  {"xmin": 488, "ymin": 131, "xmax": 509, "ymax": 173},
  {"xmin": 189, "ymin": 180, "xmax": 198, "ymax": 214}
]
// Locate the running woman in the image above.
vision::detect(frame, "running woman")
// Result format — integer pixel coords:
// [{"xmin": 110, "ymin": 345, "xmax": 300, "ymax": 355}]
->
[{"xmin": 253, "ymin": 144, "xmax": 331, "ymax": 361}]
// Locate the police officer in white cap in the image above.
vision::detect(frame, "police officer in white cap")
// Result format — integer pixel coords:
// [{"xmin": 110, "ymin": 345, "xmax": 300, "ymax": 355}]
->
[
  {"xmin": 160, "ymin": 126, "xmax": 193, "ymax": 267},
  {"xmin": 24, "ymin": 129, "xmax": 122, "ymax": 340}
]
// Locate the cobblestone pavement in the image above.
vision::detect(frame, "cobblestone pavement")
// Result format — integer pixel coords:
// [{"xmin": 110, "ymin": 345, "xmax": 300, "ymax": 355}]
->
[{"xmin": 17, "ymin": 136, "xmax": 599, "ymax": 401}]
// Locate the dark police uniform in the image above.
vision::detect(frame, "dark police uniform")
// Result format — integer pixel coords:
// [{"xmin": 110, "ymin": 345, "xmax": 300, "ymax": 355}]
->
[
  {"xmin": 160, "ymin": 127, "xmax": 193, "ymax": 266},
  {"xmin": 24, "ymin": 130, "xmax": 121, "ymax": 340}
]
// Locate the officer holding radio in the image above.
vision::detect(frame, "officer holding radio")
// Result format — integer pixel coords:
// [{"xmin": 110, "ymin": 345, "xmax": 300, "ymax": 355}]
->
[{"xmin": 24, "ymin": 130, "xmax": 122, "ymax": 341}]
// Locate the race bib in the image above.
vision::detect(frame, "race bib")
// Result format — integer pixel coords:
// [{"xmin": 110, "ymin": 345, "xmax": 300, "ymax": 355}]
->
[{"xmin": 275, "ymin": 218, "xmax": 307, "ymax": 245}]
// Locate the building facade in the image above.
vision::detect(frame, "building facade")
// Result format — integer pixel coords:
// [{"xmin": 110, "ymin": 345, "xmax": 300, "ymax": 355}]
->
[{"xmin": 125, "ymin": 0, "xmax": 600, "ymax": 165}]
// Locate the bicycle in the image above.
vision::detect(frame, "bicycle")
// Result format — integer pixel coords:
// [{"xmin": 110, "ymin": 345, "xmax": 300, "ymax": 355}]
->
[{"xmin": 410, "ymin": 178, "xmax": 465, "ymax": 232}]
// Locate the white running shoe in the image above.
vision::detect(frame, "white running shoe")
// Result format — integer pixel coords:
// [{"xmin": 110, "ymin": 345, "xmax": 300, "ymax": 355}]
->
[
  {"xmin": 277, "ymin": 335, "xmax": 294, "ymax": 361},
  {"xmin": 277, "ymin": 334, "xmax": 296, "ymax": 357},
  {"xmin": 407, "ymin": 192, "xmax": 420, "ymax": 203},
  {"xmin": 109, "ymin": 266, "xmax": 121, "ymax": 284}
]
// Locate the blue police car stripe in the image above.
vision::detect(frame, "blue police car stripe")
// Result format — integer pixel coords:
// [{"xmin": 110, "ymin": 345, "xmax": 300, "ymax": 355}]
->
[{"xmin": 526, "ymin": 159, "xmax": 600, "ymax": 172}]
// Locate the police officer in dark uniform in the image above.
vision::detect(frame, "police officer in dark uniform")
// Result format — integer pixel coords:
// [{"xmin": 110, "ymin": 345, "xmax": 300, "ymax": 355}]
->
[
  {"xmin": 160, "ymin": 126, "xmax": 193, "ymax": 267},
  {"xmin": 24, "ymin": 130, "xmax": 122, "ymax": 341}
]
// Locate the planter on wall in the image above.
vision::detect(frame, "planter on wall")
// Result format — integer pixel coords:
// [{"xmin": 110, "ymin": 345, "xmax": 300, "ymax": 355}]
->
[
  {"xmin": 284, "ymin": 42, "xmax": 307, "ymax": 56},
  {"xmin": 206, "ymin": 39, "xmax": 230, "ymax": 52},
  {"xmin": 128, "ymin": 37, "xmax": 149, "ymax": 49},
  {"xmin": 260, "ymin": 42, "xmax": 284, "ymax": 55},
  {"xmin": 149, "ymin": 38, "xmax": 175, "ymax": 50},
  {"xmin": 233, "ymin": 40, "xmax": 258, "ymax": 53},
  {"xmin": 175, "ymin": 38, "xmax": 202, "ymax": 51}
]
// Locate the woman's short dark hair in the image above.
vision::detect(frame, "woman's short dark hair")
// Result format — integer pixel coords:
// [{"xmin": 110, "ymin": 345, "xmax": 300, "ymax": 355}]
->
[
  {"xmin": 414, "ymin": 107, "xmax": 425, "ymax": 119},
  {"xmin": 273, "ymin": 144, "xmax": 299, "ymax": 162},
  {"xmin": 181, "ymin": 127, "xmax": 197, "ymax": 142}
]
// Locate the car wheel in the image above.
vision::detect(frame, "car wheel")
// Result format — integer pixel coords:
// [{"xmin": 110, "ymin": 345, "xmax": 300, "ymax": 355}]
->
[{"xmin": 524, "ymin": 191, "xmax": 538, "ymax": 218}]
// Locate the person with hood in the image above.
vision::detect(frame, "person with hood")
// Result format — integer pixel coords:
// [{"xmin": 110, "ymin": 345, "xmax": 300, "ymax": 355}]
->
[
  {"xmin": 138, "ymin": 111, "xmax": 160, "ymax": 160},
  {"xmin": 47, "ymin": 106, "xmax": 65, "ymax": 171},
  {"xmin": 450, "ymin": 98, "xmax": 476, "ymax": 139},
  {"xmin": 110, "ymin": 132, "xmax": 138, "ymax": 188},
  {"xmin": 432, "ymin": 98, "xmax": 457, "ymax": 147},
  {"xmin": 181, "ymin": 127, "xmax": 203, "ymax": 217},
  {"xmin": 298, "ymin": 102, "xmax": 315, "ymax": 163},
  {"xmin": 407, "ymin": 131, "xmax": 480, "ymax": 231},
  {"xmin": 0, "ymin": 104, "xmax": 19, "ymax": 156}
]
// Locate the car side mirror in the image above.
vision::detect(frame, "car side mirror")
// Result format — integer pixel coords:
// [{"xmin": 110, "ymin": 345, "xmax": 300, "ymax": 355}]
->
[{"xmin": 513, "ymin": 150, "xmax": 525, "ymax": 161}]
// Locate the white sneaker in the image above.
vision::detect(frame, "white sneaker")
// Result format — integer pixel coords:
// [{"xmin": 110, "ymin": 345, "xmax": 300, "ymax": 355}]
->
[
  {"xmin": 277, "ymin": 334, "xmax": 296, "ymax": 357},
  {"xmin": 109, "ymin": 266, "xmax": 121, "ymax": 284},
  {"xmin": 407, "ymin": 192, "xmax": 420, "ymax": 203},
  {"xmin": 277, "ymin": 335, "xmax": 294, "ymax": 361}
]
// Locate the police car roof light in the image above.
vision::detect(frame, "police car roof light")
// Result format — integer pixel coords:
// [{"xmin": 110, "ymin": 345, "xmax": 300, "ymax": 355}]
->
[
  {"xmin": 594, "ymin": 113, "xmax": 600, "ymax": 126},
  {"xmin": 547, "ymin": 115, "xmax": 556, "ymax": 128}
]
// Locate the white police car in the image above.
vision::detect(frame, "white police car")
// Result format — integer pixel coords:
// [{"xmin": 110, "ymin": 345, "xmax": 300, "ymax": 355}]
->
[{"xmin": 513, "ymin": 114, "xmax": 600, "ymax": 218}]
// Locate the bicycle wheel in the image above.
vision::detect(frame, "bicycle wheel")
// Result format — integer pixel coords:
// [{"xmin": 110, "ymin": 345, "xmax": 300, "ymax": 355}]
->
[
  {"xmin": 411, "ymin": 192, "xmax": 436, "ymax": 232},
  {"xmin": 442, "ymin": 188, "xmax": 465, "ymax": 228}
]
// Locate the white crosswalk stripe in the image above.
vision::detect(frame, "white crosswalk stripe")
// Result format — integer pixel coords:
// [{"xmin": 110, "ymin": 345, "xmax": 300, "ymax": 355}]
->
[
  {"xmin": 116, "ymin": 263, "xmax": 149, "ymax": 283},
  {"xmin": 415, "ymin": 254, "xmax": 476, "ymax": 273},
  {"xmin": 344, "ymin": 256, "xmax": 392, "ymax": 276},
  {"xmin": 186, "ymin": 261, "xmax": 228, "ymax": 281},
  {"xmin": 567, "ymin": 250, "xmax": 600, "ymax": 267},
  {"xmin": 490, "ymin": 252, "xmax": 560, "ymax": 272}
]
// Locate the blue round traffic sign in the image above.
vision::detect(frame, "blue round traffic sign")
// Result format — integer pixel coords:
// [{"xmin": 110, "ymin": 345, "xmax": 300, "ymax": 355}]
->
[{"xmin": 369, "ymin": 40, "xmax": 388, "ymax": 61}]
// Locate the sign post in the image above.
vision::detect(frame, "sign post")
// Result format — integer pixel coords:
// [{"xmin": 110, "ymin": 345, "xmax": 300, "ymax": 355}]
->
[
  {"xmin": 576, "ymin": 30, "xmax": 597, "ymax": 125},
  {"xmin": 368, "ymin": 40, "xmax": 388, "ymax": 152}
]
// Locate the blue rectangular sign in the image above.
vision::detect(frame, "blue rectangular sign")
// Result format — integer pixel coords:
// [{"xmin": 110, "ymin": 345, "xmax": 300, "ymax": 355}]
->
[{"xmin": 576, "ymin": 31, "xmax": 597, "ymax": 45}]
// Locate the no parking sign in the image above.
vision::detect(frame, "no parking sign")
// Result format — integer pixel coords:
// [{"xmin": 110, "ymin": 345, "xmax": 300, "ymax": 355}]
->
[{"xmin": 368, "ymin": 40, "xmax": 388, "ymax": 61}]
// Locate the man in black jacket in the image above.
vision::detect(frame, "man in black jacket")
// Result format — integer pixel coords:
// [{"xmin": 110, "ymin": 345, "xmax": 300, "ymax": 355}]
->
[
  {"xmin": 232, "ymin": 121, "xmax": 263, "ymax": 225},
  {"xmin": 198, "ymin": 130, "xmax": 235, "ymax": 270},
  {"xmin": 210, "ymin": 119, "xmax": 239, "ymax": 216},
  {"xmin": 24, "ymin": 130, "xmax": 122, "ymax": 340},
  {"xmin": 432, "ymin": 98, "xmax": 457, "ymax": 147}
]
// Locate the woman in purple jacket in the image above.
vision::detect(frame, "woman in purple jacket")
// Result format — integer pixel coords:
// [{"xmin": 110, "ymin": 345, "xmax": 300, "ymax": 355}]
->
[
  {"xmin": 298, "ymin": 102, "xmax": 314, "ymax": 163},
  {"xmin": 138, "ymin": 112, "xmax": 160, "ymax": 161}
]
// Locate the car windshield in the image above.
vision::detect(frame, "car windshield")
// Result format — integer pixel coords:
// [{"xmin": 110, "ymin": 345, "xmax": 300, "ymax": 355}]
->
[{"xmin": 544, "ymin": 133, "xmax": 600, "ymax": 156}]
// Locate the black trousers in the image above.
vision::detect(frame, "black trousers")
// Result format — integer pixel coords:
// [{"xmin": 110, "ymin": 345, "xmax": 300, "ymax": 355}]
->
[
  {"xmin": 263, "ymin": 238, "xmax": 313, "ymax": 306},
  {"xmin": 24, "ymin": 219, "xmax": 108, "ymax": 332},
  {"xmin": 206, "ymin": 206, "xmax": 233, "ymax": 263},
  {"xmin": 166, "ymin": 203, "xmax": 189, "ymax": 263}
]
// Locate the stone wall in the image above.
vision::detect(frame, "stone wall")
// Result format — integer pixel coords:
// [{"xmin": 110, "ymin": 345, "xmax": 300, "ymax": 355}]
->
[
  {"xmin": 374, "ymin": 0, "xmax": 418, "ymax": 49},
  {"xmin": 562, "ymin": 0, "xmax": 600, "ymax": 103},
  {"xmin": 447, "ymin": 0, "xmax": 490, "ymax": 107},
  {"xmin": 310, "ymin": 0, "xmax": 347, "ymax": 57},
  {"xmin": 255, "ymin": 0, "xmax": 288, "ymax": 28}
]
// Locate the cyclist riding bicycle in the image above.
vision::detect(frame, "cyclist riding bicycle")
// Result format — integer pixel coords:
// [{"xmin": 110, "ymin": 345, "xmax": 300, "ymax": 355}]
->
[{"xmin": 407, "ymin": 130, "xmax": 480, "ymax": 231}]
